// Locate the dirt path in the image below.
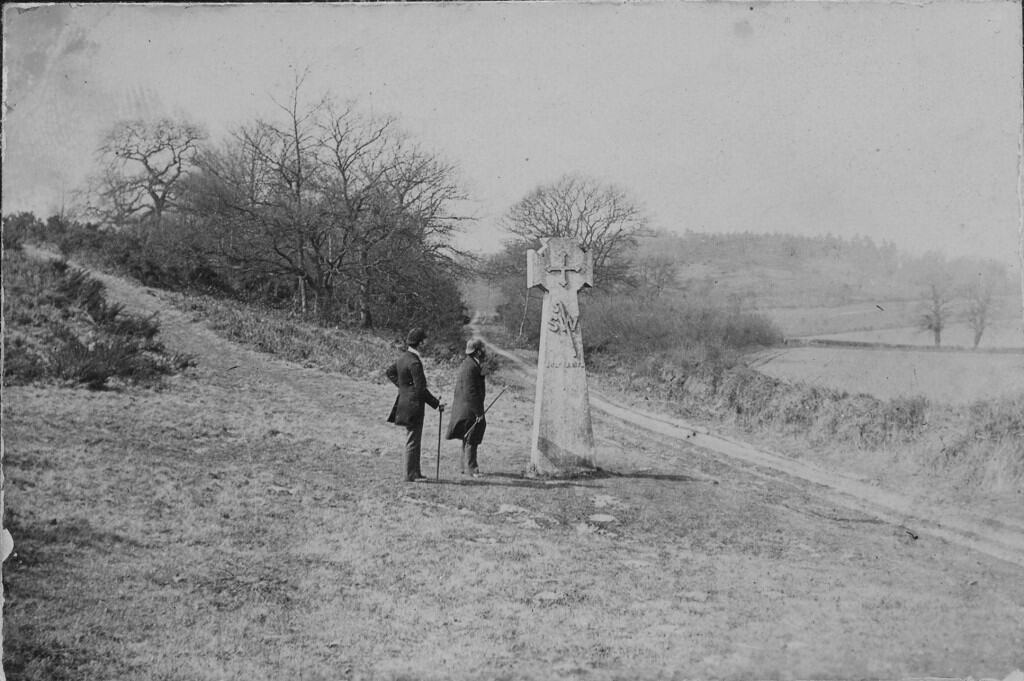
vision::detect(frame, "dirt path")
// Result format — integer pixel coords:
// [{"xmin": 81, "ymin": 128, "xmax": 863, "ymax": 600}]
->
[
  {"xmin": 7, "ymin": 255, "xmax": 1024, "ymax": 680},
  {"xmin": 475, "ymin": 324, "xmax": 1024, "ymax": 570}
]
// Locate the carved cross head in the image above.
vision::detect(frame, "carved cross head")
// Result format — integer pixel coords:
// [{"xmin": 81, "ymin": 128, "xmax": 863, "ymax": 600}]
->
[{"xmin": 526, "ymin": 238, "xmax": 594, "ymax": 294}]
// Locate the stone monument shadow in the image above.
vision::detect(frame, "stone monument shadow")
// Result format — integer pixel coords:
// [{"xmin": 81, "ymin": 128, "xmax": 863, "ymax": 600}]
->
[
  {"xmin": 601, "ymin": 469, "xmax": 711, "ymax": 484},
  {"xmin": 462, "ymin": 470, "xmax": 603, "ymax": 489},
  {"xmin": 442, "ymin": 468, "xmax": 709, "ymax": 488}
]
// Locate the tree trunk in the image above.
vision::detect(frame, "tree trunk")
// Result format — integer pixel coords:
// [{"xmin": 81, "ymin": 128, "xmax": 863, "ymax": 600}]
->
[
  {"xmin": 359, "ymin": 279, "xmax": 373, "ymax": 328},
  {"xmin": 359, "ymin": 249, "xmax": 373, "ymax": 328}
]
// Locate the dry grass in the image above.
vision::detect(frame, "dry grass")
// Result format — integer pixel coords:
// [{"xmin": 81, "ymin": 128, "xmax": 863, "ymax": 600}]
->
[
  {"xmin": 172, "ymin": 293, "xmax": 406, "ymax": 382},
  {"xmin": 920, "ymin": 397, "xmax": 1024, "ymax": 494},
  {"xmin": 6, "ymin": 377, "xmax": 1024, "ymax": 680},
  {"xmin": 172, "ymin": 294, "xmax": 1023, "ymax": 496},
  {"xmin": 595, "ymin": 350, "xmax": 1023, "ymax": 496},
  {"xmin": 756, "ymin": 345, "xmax": 1024, "ymax": 404},
  {"xmin": 5, "ymin": 265, "xmax": 1024, "ymax": 679}
]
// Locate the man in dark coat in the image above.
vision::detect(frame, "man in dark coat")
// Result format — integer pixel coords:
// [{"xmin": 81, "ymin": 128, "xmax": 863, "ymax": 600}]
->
[
  {"xmin": 386, "ymin": 327, "xmax": 444, "ymax": 482},
  {"xmin": 445, "ymin": 338, "xmax": 487, "ymax": 477}
]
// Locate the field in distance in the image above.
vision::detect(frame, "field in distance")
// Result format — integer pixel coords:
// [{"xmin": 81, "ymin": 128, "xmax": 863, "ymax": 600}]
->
[
  {"xmin": 753, "ymin": 343, "xmax": 1023, "ymax": 404},
  {"xmin": 762, "ymin": 299, "xmax": 1022, "ymax": 345},
  {"xmin": 806, "ymin": 318, "xmax": 1024, "ymax": 349},
  {"xmin": 755, "ymin": 307, "xmax": 1023, "ymax": 405}
]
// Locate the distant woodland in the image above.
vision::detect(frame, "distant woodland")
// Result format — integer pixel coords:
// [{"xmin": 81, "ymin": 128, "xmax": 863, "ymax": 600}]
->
[{"xmin": 632, "ymin": 230, "xmax": 1016, "ymax": 311}]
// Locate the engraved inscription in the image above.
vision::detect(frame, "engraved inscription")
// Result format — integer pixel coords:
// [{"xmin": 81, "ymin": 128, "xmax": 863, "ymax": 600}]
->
[
  {"xmin": 546, "ymin": 301, "xmax": 579, "ymax": 334},
  {"xmin": 546, "ymin": 301, "xmax": 581, "ymax": 357},
  {"xmin": 545, "ymin": 360, "xmax": 585, "ymax": 369}
]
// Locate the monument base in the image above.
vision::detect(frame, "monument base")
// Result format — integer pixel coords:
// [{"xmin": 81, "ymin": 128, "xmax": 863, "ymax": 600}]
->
[{"xmin": 525, "ymin": 463, "xmax": 603, "ymax": 480}]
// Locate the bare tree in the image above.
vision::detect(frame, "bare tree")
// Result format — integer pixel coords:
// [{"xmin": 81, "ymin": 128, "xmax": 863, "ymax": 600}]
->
[
  {"xmin": 319, "ymin": 105, "xmax": 465, "ymax": 326},
  {"xmin": 634, "ymin": 254, "xmax": 678, "ymax": 301},
  {"xmin": 504, "ymin": 174, "xmax": 650, "ymax": 285},
  {"xmin": 84, "ymin": 118, "xmax": 205, "ymax": 227},
  {"xmin": 920, "ymin": 283, "xmax": 956, "ymax": 346},
  {"xmin": 914, "ymin": 253, "xmax": 957, "ymax": 347},
  {"xmin": 191, "ymin": 77, "xmax": 466, "ymax": 327},
  {"xmin": 963, "ymin": 262, "xmax": 1007, "ymax": 349}
]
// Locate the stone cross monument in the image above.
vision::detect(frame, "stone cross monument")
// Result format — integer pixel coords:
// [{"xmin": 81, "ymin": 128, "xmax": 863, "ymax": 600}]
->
[{"xmin": 526, "ymin": 238, "xmax": 596, "ymax": 475}]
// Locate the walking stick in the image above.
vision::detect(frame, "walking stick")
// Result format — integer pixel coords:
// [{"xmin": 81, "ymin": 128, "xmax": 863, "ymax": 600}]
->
[
  {"xmin": 436, "ymin": 405, "xmax": 444, "ymax": 480},
  {"xmin": 463, "ymin": 386, "xmax": 508, "ymax": 442},
  {"xmin": 484, "ymin": 387, "xmax": 509, "ymax": 414}
]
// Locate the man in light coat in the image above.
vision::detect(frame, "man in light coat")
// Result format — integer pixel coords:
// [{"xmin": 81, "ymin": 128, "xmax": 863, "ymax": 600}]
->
[
  {"xmin": 386, "ymin": 327, "xmax": 444, "ymax": 482},
  {"xmin": 445, "ymin": 338, "xmax": 487, "ymax": 477}
]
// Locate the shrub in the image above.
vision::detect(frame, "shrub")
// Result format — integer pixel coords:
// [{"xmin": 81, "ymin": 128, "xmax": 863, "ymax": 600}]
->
[
  {"xmin": 187, "ymin": 294, "xmax": 398, "ymax": 380},
  {"xmin": 581, "ymin": 294, "xmax": 783, "ymax": 361},
  {"xmin": 3, "ymin": 248, "xmax": 185, "ymax": 389},
  {"xmin": 41, "ymin": 213, "xmax": 467, "ymax": 345},
  {"xmin": 103, "ymin": 313, "xmax": 162, "ymax": 347},
  {"xmin": 49, "ymin": 331, "xmax": 135, "ymax": 389},
  {"xmin": 495, "ymin": 294, "xmax": 543, "ymax": 348},
  {"xmin": 48, "ymin": 329, "xmax": 176, "ymax": 390},
  {"xmin": 53, "ymin": 265, "xmax": 105, "ymax": 309},
  {"xmin": 2, "ymin": 212, "xmax": 43, "ymax": 250},
  {"xmin": 629, "ymin": 357, "xmax": 931, "ymax": 449},
  {"xmin": 2, "ymin": 335, "xmax": 48, "ymax": 385},
  {"xmin": 493, "ymin": 291, "xmax": 784, "ymax": 358},
  {"xmin": 909, "ymin": 396, "xmax": 1024, "ymax": 492},
  {"xmin": 936, "ymin": 397, "xmax": 1024, "ymax": 463},
  {"xmin": 51, "ymin": 220, "xmax": 109, "ymax": 259}
]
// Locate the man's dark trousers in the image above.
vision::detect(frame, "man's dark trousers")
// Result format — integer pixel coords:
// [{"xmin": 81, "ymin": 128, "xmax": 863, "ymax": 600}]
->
[
  {"xmin": 405, "ymin": 420, "xmax": 424, "ymax": 479},
  {"xmin": 462, "ymin": 440, "xmax": 478, "ymax": 474}
]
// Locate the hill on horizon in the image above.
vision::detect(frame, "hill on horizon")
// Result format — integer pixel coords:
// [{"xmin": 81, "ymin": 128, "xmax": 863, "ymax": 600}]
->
[{"xmin": 634, "ymin": 230, "xmax": 1019, "ymax": 314}]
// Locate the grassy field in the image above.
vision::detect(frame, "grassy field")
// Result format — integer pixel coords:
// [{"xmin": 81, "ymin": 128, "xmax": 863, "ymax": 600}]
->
[
  {"xmin": 761, "ymin": 300, "xmax": 1023, "ymax": 342},
  {"xmin": 6, "ymin": 344, "xmax": 1024, "ymax": 680},
  {"xmin": 755, "ymin": 345, "xmax": 1024, "ymax": 404},
  {"xmin": 4, "ymin": 254, "xmax": 1024, "ymax": 679},
  {"xmin": 811, "ymin": 319, "xmax": 1024, "ymax": 349}
]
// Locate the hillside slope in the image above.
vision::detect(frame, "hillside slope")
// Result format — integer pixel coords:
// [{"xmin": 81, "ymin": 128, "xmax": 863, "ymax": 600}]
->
[{"xmin": 4, "ymin": 258, "xmax": 1024, "ymax": 680}]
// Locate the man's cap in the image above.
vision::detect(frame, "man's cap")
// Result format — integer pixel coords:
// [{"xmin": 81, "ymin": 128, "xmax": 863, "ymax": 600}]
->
[
  {"xmin": 406, "ymin": 327, "xmax": 427, "ymax": 346},
  {"xmin": 465, "ymin": 338, "xmax": 485, "ymax": 355}
]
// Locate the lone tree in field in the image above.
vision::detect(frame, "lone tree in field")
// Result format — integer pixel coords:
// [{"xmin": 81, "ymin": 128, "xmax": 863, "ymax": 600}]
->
[
  {"xmin": 189, "ymin": 75, "xmax": 467, "ymax": 330},
  {"xmin": 504, "ymin": 174, "xmax": 649, "ymax": 286},
  {"xmin": 914, "ymin": 252, "xmax": 958, "ymax": 347},
  {"xmin": 82, "ymin": 118, "xmax": 206, "ymax": 228},
  {"xmin": 963, "ymin": 261, "xmax": 1007, "ymax": 349},
  {"xmin": 919, "ymin": 283, "xmax": 954, "ymax": 347}
]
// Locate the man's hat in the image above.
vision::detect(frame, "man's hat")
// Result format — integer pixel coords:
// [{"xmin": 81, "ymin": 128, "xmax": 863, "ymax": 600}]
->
[
  {"xmin": 465, "ymin": 338, "xmax": 485, "ymax": 355},
  {"xmin": 406, "ymin": 327, "xmax": 427, "ymax": 346}
]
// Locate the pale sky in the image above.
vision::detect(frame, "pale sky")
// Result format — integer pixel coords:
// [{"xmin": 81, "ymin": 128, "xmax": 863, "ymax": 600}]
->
[{"xmin": 2, "ymin": 2, "xmax": 1022, "ymax": 266}]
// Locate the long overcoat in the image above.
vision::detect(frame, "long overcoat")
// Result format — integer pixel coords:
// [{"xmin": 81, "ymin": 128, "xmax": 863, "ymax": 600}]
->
[
  {"xmin": 445, "ymin": 355, "xmax": 486, "ymax": 444},
  {"xmin": 386, "ymin": 350, "xmax": 440, "ymax": 427}
]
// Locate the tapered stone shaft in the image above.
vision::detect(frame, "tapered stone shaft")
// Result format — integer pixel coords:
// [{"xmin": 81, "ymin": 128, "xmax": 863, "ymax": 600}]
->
[{"xmin": 526, "ymin": 238, "xmax": 596, "ymax": 474}]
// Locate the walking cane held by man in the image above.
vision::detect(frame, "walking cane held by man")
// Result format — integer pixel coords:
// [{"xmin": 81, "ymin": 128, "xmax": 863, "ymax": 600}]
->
[
  {"xmin": 385, "ymin": 327, "xmax": 445, "ymax": 483},
  {"xmin": 445, "ymin": 338, "xmax": 497, "ymax": 478}
]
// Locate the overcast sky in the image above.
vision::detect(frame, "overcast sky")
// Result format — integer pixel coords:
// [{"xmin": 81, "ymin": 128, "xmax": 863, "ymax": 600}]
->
[{"xmin": 2, "ymin": 2, "xmax": 1022, "ymax": 266}]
